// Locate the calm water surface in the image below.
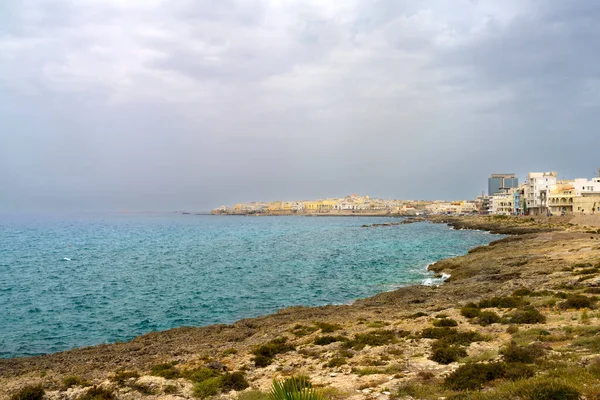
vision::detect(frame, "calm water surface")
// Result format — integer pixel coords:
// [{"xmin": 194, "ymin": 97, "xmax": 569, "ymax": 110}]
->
[{"xmin": 0, "ymin": 213, "xmax": 500, "ymax": 358}]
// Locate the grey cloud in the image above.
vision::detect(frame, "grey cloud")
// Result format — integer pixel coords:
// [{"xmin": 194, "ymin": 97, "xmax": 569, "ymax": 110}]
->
[{"xmin": 1, "ymin": 0, "xmax": 599, "ymax": 212}]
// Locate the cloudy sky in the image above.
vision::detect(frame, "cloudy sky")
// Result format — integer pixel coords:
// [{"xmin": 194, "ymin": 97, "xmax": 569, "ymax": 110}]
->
[{"xmin": 1, "ymin": 0, "xmax": 599, "ymax": 212}]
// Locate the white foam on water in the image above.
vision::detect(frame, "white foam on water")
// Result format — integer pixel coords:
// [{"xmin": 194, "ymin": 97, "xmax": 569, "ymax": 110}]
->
[
  {"xmin": 422, "ymin": 273, "xmax": 450, "ymax": 286},
  {"xmin": 62, "ymin": 257, "xmax": 71, "ymax": 261}
]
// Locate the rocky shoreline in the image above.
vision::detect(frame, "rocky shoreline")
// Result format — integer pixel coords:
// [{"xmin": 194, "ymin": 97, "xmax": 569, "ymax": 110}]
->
[{"xmin": 3, "ymin": 215, "xmax": 600, "ymax": 400}]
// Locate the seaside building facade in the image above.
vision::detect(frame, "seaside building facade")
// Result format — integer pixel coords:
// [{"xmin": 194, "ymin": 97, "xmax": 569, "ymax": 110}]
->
[
  {"xmin": 525, "ymin": 172, "xmax": 558, "ymax": 216},
  {"xmin": 481, "ymin": 169, "xmax": 600, "ymax": 216}
]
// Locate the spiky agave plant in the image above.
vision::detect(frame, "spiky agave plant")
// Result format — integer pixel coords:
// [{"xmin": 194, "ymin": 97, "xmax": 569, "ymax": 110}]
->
[{"xmin": 268, "ymin": 377, "xmax": 324, "ymax": 400}]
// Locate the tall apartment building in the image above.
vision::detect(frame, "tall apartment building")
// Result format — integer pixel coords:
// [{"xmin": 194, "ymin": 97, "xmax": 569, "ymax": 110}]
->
[
  {"xmin": 525, "ymin": 172, "xmax": 558, "ymax": 215},
  {"xmin": 488, "ymin": 173, "xmax": 519, "ymax": 195}
]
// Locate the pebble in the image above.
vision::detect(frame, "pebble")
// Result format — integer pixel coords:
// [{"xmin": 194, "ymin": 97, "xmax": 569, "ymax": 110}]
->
[{"xmin": 329, "ymin": 373, "xmax": 337, "ymax": 377}]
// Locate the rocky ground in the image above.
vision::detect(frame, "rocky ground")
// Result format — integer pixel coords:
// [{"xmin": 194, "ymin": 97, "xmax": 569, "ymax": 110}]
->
[{"xmin": 3, "ymin": 215, "xmax": 600, "ymax": 400}]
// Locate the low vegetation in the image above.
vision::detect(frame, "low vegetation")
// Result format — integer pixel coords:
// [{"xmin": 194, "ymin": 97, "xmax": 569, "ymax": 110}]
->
[
  {"xmin": 314, "ymin": 322, "xmax": 341, "ymax": 333},
  {"xmin": 150, "ymin": 362, "xmax": 181, "ymax": 379},
  {"xmin": 559, "ymin": 294, "xmax": 596, "ymax": 310},
  {"xmin": 432, "ymin": 318, "xmax": 458, "ymax": 327},
  {"xmin": 478, "ymin": 296, "xmax": 526, "ymax": 309},
  {"xmin": 343, "ymin": 329, "xmax": 399, "ymax": 350},
  {"xmin": 460, "ymin": 305, "xmax": 480, "ymax": 318},
  {"xmin": 313, "ymin": 335, "xmax": 348, "ymax": 346},
  {"xmin": 444, "ymin": 362, "xmax": 506, "ymax": 390},
  {"xmin": 500, "ymin": 341, "xmax": 546, "ymax": 364},
  {"xmin": 10, "ymin": 385, "xmax": 45, "ymax": 400},
  {"xmin": 252, "ymin": 337, "xmax": 295, "ymax": 367},
  {"xmin": 506, "ymin": 306, "xmax": 546, "ymax": 324},
  {"xmin": 477, "ymin": 310, "xmax": 502, "ymax": 326},
  {"xmin": 420, "ymin": 327, "xmax": 485, "ymax": 345},
  {"xmin": 111, "ymin": 370, "xmax": 140, "ymax": 384},
  {"xmin": 268, "ymin": 376, "xmax": 323, "ymax": 400},
  {"xmin": 79, "ymin": 386, "xmax": 115, "ymax": 400},
  {"xmin": 63, "ymin": 376, "xmax": 91, "ymax": 388},
  {"xmin": 188, "ymin": 369, "xmax": 250, "ymax": 398},
  {"xmin": 429, "ymin": 341, "xmax": 467, "ymax": 364}
]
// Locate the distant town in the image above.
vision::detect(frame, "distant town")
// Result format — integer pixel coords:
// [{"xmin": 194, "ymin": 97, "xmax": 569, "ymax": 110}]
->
[{"xmin": 211, "ymin": 169, "xmax": 600, "ymax": 216}]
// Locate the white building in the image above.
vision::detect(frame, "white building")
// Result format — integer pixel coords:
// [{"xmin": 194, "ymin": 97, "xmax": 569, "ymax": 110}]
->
[
  {"xmin": 571, "ymin": 178, "xmax": 600, "ymax": 194},
  {"xmin": 489, "ymin": 191, "xmax": 514, "ymax": 215},
  {"xmin": 525, "ymin": 172, "xmax": 558, "ymax": 215}
]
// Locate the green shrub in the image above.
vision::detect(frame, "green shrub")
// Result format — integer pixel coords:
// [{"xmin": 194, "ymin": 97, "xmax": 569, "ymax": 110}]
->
[
  {"xmin": 506, "ymin": 325, "xmax": 519, "ymax": 334},
  {"xmin": 507, "ymin": 306, "xmax": 546, "ymax": 324},
  {"xmin": 111, "ymin": 370, "xmax": 140, "ymax": 384},
  {"xmin": 407, "ymin": 312, "xmax": 428, "ymax": 319},
  {"xmin": 513, "ymin": 288, "xmax": 533, "ymax": 297},
  {"xmin": 221, "ymin": 371, "xmax": 249, "ymax": 392},
  {"xmin": 432, "ymin": 318, "xmax": 458, "ymax": 327},
  {"xmin": 367, "ymin": 320, "xmax": 389, "ymax": 328},
  {"xmin": 253, "ymin": 354, "xmax": 273, "ymax": 368},
  {"xmin": 268, "ymin": 376, "xmax": 323, "ymax": 400},
  {"xmin": 150, "ymin": 363, "xmax": 181, "ymax": 379},
  {"xmin": 193, "ymin": 377, "xmax": 222, "ymax": 398},
  {"xmin": 573, "ymin": 335, "xmax": 600, "ymax": 352},
  {"xmin": 79, "ymin": 387, "xmax": 115, "ymax": 400},
  {"xmin": 504, "ymin": 362, "xmax": 535, "ymax": 381},
  {"xmin": 585, "ymin": 287, "xmax": 600, "ymax": 294},
  {"xmin": 478, "ymin": 296, "xmax": 525, "ymax": 309},
  {"xmin": 344, "ymin": 330, "xmax": 397, "ymax": 350},
  {"xmin": 477, "ymin": 311, "xmax": 501, "ymax": 326},
  {"xmin": 313, "ymin": 335, "xmax": 348, "ymax": 346},
  {"xmin": 517, "ymin": 381, "xmax": 580, "ymax": 400},
  {"xmin": 444, "ymin": 362, "xmax": 506, "ymax": 391},
  {"xmin": 559, "ymin": 294, "xmax": 595, "ymax": 310},
  {"xmin": 251, "ymin": 337, "xmax": 295, "ymax": 367},
  {"xmin": 587, "ymin": 357, "xmax": 600, "ymax": 377},
  {"xmin": 163, "ymin": 385, "xmax": 178, "ymax": 394},
  {"xmin": 573, "ymin": 262, "xmax": 592, "ymax": 268},
  {"xmin": 393, "ymin": 382, "xmax": 445, "ymax": 399},
  {"xmin": 63, "ymin": 376, "xmax": 90, "ymax": 388},
  {"xmin": 500, "ymin": 342, "xmax": 545, "ymax": 364},
  {"xmin": 429, "ymin": 341, "xmax": 467, "ymax": 364},
  {"xmin": 238, "ymin": 390, "xmax": 269, "ymax": 400},
  {"xmin": 573, "ymin": 267, "xmax": 599, "ymax": 275},
  {"xmin": 326, "ymin": 357, "xmax": 347, "ymax": 368},
  {"xmin": 10, "ymin": 385, "xmax": 45, "ymax": 400},
  {"xmin": 420, "ymin": 327, "xmax": 484, "ymax": 345},
  {"xmin": 183, "ymin": 367, "xmax": 222, "ymax": 383},
  {"xmin": 460, "ymin": 307, "xmax": 480, "ymax": 319},
  {"xmin": 281, "ymin": 376, "xmax": 311, "ymax": 392},
  {"xmin": 222, "ymin": 347, "xmax": 238, "ymax": 356},
  {"xmin": 314, "ymin": 322, "xmax": 341, "ymax": 333},
  {"xmin": 291, "ymin": 325, "xmax": 318, "ymax": 337}
]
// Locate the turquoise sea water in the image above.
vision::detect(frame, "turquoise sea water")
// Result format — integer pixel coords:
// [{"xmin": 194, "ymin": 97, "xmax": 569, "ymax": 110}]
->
[{"xmin": 0, "ymin": 214, "xmax": 500, "ymax": 358}]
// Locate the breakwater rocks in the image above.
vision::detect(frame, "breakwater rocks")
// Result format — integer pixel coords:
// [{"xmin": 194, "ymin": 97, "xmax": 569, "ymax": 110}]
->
[
  {"xmin": 361, "ymin": 217, "xmax": 427, "ymax": 228},
  {"xmin": 3, "ymin": 216, "xmax": 600, "ymax": 400}
]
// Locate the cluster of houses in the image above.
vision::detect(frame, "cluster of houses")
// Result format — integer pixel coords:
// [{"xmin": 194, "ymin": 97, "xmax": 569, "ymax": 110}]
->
[
  {"xmin": 212, "ymin": 194, "xmax": 432, "ymax": 215},
  {"xmin": 211, "ymin": 169, "xmax": 600, "ymax": 217},
  {"xmin": 481, "ymin": 170, "xmax": 600, "ymax": 216}
]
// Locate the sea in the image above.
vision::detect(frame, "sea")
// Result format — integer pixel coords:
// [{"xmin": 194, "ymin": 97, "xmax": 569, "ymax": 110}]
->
[{"xmin": 0, "ymin": 213, "xmax": 501, "ymax": 359}]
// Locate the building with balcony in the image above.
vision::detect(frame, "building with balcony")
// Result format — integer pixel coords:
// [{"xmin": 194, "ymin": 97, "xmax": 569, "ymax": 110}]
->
[{"xmin": 525, "ymin": 172, "xmax": 558, "ymax": 215}]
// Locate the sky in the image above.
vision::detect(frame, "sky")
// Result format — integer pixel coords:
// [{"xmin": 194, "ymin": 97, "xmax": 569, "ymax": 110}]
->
[{"xmin": 1, "ymin": 0, "xmax": 599, "ymax": 212}]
